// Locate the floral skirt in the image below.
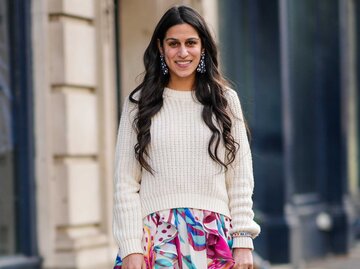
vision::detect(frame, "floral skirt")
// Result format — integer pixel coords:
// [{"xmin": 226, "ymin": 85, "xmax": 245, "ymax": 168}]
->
[{"xmin": 114, "ymin": 208, "xmax": 235, "ymax": 269}]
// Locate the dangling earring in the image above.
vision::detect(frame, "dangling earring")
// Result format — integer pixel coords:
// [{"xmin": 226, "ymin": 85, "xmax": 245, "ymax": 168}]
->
[
  {"xmin": 197, "ymin": 52, "xmax": 206, "ymax": 73},
  {"xmin": 160, "ymin": 54, "xmax": 169, "ymax": 75}
]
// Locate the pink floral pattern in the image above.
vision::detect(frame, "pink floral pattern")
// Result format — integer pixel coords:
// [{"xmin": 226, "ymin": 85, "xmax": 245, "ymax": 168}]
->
[{"xmin": 114, "ymin": 208, "xmax": 235, "ymax": 268}]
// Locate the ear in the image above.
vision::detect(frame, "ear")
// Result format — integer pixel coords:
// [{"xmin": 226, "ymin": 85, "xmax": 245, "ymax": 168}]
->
[{"xmin": 157, "ymin": 39, "xmax": 163, "ymax": 55}]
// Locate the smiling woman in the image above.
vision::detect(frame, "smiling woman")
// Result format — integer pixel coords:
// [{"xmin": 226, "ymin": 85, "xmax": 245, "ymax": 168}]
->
[
  {"xmin": 158, "ymin": 23, "xmax": 203, "ymax": 90},
  {"xmin": 113, "ymin": 5, "xmax": 260, "ymax": 269}
]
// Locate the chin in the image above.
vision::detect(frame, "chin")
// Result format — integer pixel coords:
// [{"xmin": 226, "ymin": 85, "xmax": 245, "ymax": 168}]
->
[{"xmin": 173, "ymin": 70, "xmax": 196, "ymax": 78}]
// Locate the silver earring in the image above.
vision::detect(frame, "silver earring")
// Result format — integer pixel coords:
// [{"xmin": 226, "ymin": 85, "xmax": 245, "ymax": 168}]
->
[
  {"xmin": 197, "ymin": 52, "xmax": 206, "ymax": 73},
  {"xmin": 160, "ymin": 55, "xmax": 169, "ymax": 75}
]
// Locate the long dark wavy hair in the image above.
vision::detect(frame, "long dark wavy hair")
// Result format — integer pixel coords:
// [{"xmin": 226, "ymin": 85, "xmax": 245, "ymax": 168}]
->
[{"xmin": 128, "ymin": 5, "xmax": 245, "ymax": 175}]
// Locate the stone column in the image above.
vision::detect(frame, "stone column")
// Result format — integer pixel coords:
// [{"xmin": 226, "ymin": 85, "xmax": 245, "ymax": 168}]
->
[{"xmin": 33, "ymin": 0, "xmax": 116, "ymax": 267}]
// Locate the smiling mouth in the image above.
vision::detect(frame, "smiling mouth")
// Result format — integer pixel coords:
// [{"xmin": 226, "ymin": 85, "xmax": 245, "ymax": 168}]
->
[{"xmin": 175, "ymin": 60, "xmax": 192, "ymax": 67}]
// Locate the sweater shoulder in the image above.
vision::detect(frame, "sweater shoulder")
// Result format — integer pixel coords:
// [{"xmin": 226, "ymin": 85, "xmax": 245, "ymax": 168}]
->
[
  {"xmin": 122, "ymin": 89, "xmax": 141, "ymax": 114},
  {"xmin": 223, "ymin": 87, "xmax": 241, "ymax": 107},
  {"xmin": 223, "ymin": 87, "xmax": 244, "ymax": 121},
  {"xmin": 223, "ymin": 87, "xmax": 239, "ymax": 103},
  {"xmin": 126, "ymin": 89, "xmax": 141, "ymax": 105}
]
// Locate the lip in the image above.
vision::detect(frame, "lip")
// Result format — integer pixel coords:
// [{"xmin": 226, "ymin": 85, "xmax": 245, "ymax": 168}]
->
[{"xmin": 175, "ymin": 60, "xmax": 192, "ymax": 68}]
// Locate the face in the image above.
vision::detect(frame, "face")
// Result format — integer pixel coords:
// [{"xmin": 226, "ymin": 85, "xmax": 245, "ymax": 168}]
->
[{"xmin": 159, "ymin": 23, "xmax": 203, "ymax": 84}]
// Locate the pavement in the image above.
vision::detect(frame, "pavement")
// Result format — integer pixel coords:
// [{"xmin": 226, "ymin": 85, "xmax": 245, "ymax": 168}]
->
[{"xmin": 271, "ymin": 241, "xmax": 360, "ymax": 269}]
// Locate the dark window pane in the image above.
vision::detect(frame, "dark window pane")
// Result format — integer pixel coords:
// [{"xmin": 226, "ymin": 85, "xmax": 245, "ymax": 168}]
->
[{"xmin": 0, "ymin": 0, "xmax": 16, "ymax": 256}]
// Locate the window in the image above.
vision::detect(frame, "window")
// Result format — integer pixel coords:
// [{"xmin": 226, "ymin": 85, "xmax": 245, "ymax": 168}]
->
[
  {"xmin": 0, "ymin": 0, "xmax": 16, "ymax": 256},
  {"xmin": 0, "ymin": 0, "xmax": 40, "ymax": 267}
]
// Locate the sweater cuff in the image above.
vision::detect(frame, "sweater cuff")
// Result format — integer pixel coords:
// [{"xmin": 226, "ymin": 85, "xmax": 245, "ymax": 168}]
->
[
  {"xmin": 232, "ymin": 237, "xmax": 254, "ymax": 250},
  {"xmin": 119, "ymin": 239, "xmax": 144, "ymax": 259}
]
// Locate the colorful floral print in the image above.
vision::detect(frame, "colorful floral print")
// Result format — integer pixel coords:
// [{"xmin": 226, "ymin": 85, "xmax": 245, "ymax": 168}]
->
[{"xmin": 114, "ymin": 208, "xmax": 235, "ymax": 269}]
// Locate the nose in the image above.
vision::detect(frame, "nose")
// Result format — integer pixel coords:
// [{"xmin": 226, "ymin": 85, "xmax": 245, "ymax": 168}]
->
[{"xmin": 178, "ymin": 45, "xmax": 189, "ymax": 58}]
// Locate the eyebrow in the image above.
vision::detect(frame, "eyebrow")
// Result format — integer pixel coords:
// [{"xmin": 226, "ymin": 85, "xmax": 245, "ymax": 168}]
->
[{"xmin": 164, "ymin": 37, "xmax": 200, "ymax": 42}]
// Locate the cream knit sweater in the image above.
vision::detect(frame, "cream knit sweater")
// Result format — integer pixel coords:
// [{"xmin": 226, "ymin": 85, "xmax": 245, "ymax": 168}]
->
[{"xmin": 113, "ymin": 87, "xmax": 260, "ymax": 258}]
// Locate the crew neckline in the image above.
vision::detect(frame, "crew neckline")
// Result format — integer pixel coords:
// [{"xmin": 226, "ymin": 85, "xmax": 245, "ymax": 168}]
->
[{"xmin": 163, "ymin": 87, "xmax": 195, "ymax": 100}]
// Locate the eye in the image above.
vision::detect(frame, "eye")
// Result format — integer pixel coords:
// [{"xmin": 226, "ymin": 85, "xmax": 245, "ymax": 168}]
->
[
  {"xmin": 186, "ymin": 40, "xmax": 198, "ymax": 46},
  {"xmin": 168, "ymin": 41, "xmax": 179, "ymax": 48}
]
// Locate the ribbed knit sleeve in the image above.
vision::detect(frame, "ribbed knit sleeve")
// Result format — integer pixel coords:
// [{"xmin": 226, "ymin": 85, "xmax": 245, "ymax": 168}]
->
[
  {"xmin": 113, "ymin": 94, "xmax": 143, "ymax": 258},
  {"xmin": 225, "ymin": 89, "xmax": 261, "ymax": 250}
]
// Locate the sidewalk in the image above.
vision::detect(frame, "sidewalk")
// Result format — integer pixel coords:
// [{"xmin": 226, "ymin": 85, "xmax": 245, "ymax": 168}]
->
[{"xmin": 271, "ymin": 241, "xmax": 360, "ymax": 269}]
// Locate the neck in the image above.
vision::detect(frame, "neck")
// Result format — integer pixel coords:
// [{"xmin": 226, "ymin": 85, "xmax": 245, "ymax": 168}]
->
[{"xmin": 167, "ymin": 75, "xmax": 195, "ymax": 91}]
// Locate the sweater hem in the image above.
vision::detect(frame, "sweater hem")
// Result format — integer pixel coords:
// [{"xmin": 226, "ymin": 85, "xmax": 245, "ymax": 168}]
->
[{"xmin": 140, "ymin": 193, "xmax": 231, "ymax": 219}]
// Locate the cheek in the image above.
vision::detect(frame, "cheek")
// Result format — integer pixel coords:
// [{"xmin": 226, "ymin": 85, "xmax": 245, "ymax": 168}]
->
[
  {"xmin": 189, "ymin": 48, "xmax": 202, "ymax": 58},
  {"xmin": 164, "ymin": 49, "xmax": 177, "ymax": 60}
]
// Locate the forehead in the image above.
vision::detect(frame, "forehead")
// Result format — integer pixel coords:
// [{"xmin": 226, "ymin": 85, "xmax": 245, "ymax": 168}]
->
[{"xmin": 165, "ymin": 23, "xmax": 199, "ymax": 40}]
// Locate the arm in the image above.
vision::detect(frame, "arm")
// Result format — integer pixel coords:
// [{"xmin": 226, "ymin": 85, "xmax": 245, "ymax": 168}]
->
[
  {"xmin": 113, "ymin": 95, "xmax": 143, "ymax": 258},
  {"xmin": 225, "ymin": 89, "xmax": 261, "ymax": 250}
]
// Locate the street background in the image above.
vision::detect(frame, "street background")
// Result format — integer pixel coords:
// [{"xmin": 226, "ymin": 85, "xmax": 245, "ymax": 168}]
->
[{"xmin": 0, "ymin": 0, "xmax": 359, "ymax": 268}]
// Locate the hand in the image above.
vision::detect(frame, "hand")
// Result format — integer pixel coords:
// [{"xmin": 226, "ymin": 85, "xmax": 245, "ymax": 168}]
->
[
  {"xmin": 232, "ymin": 248, "xmax": 253, "ymax": 269},
  {"xmin": 122, "ymin": 253, "xmax": 146, "ymax": 269}
]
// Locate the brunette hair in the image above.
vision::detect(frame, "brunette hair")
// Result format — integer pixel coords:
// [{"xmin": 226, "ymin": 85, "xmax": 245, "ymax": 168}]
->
[{"xmin": 128, "ymin": 5, "xmax": 242, "ymax": 174}]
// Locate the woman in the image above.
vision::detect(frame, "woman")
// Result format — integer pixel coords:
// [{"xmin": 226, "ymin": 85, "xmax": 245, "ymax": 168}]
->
[{"xmin": 113, "ymin": 5, "xmax": 260, "ymax": 269}]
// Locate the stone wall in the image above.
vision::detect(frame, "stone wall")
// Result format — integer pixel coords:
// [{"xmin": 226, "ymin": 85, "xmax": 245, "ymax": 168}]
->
[{"xmin": 32, "ymin": 0, "xmax": 116, "ymax": 268}]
